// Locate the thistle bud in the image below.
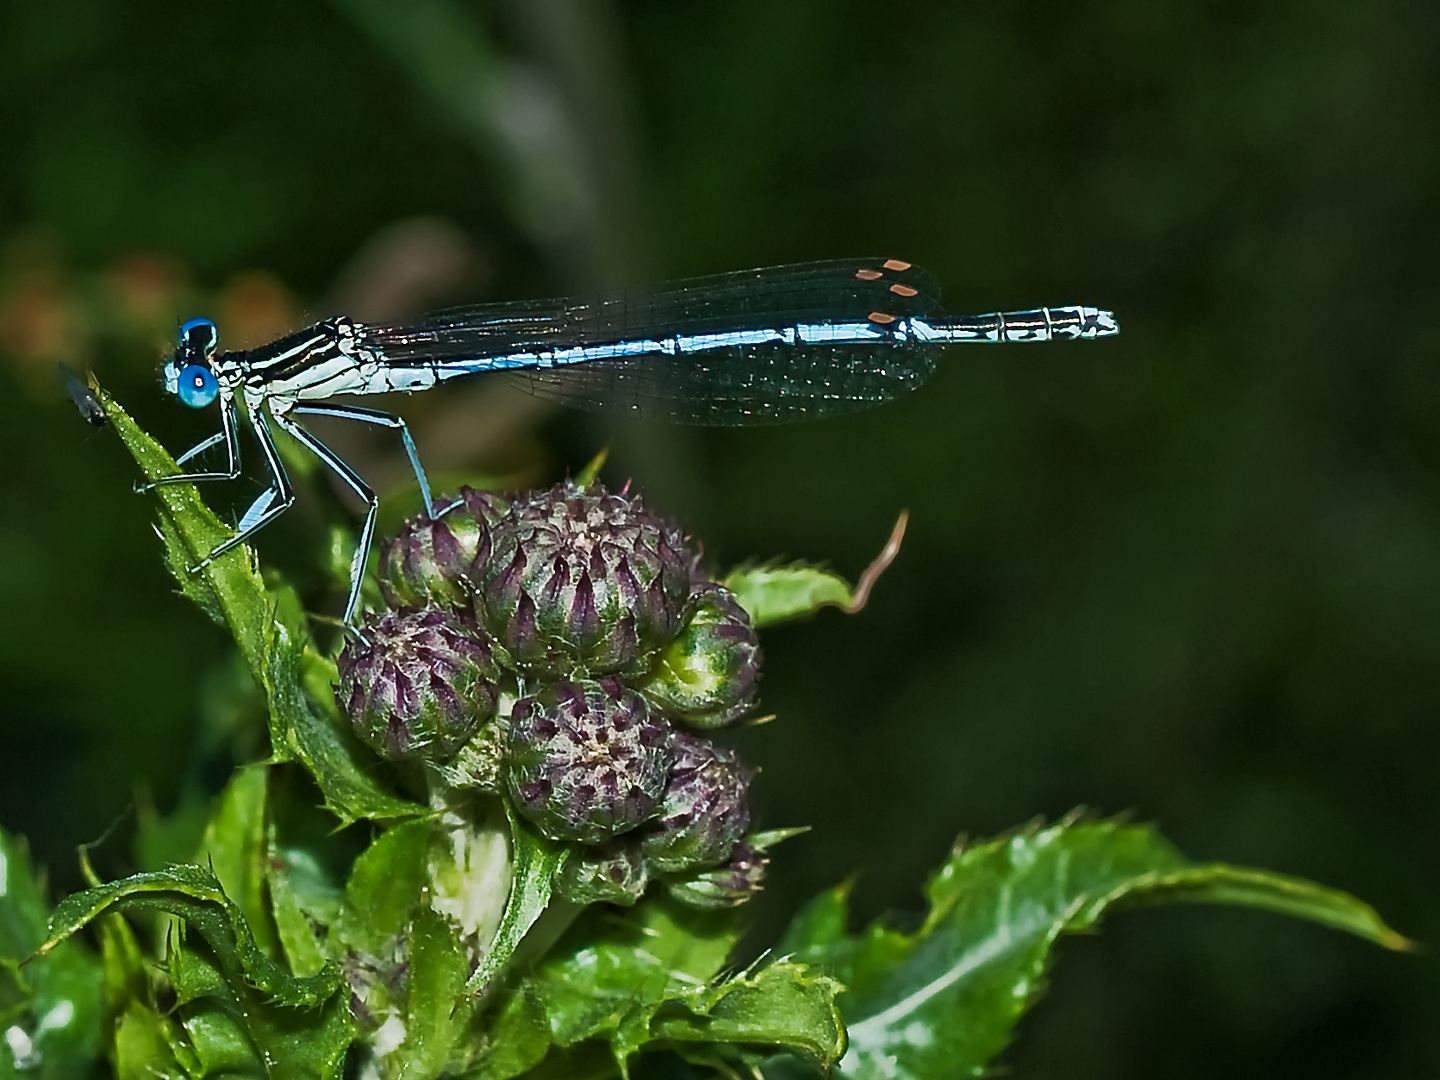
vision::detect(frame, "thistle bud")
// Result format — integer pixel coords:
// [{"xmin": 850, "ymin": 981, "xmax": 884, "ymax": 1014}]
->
[
  {"xmin": 379, "ymin": 487, "xmax": 508, "ymax": 610},
  {"xmin": 505, "ymin": 679, "xmax": 673, "ymax": 844},
  {"xmin": 665, "ymin": 840, "xmax": 768, "ymax": 910},
  {"xmin": 476, "ymin": 481, "xmax": 697, "ymax": 674},
  {"xmin": 640, "ymin": 732, "xmax": 754, "ymax": 874},
  {"xmin": 555, "ymin": 842, "xmax": 648, "ymax": 907},
  {"xmin": 336, "ymin": 609, "xmax": 500, "ymax": 763},
  {"xmin": 637, "ymin": 585, "xmax": 760, "ymax": 729}
]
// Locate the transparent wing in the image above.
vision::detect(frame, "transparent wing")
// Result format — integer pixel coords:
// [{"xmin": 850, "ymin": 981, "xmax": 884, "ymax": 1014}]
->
[{"xmin": 361, "ymin": 258, "xmax": 948, "ymax": 426}]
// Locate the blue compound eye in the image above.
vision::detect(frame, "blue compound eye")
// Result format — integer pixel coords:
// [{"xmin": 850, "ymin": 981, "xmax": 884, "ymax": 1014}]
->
[
  {"xmin": 179, "ymin": 317, "xmax": 219, "ymax": 357},
  {"xmin": 176, "ymin": 364, "xmax": 219, "ymax": 408}
]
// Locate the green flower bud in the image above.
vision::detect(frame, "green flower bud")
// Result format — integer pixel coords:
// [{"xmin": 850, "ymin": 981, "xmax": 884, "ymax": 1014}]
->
[
  {"xmin": 336, "ymin": 609, "xmax": 500, "ymax": 763},
  {"xmin": 637, "ymin": 585, "xmax": 760, "ymax": 729},
  {"xmin": 476, "ymin": 481, "xmax": 697, "ymax": 674},
  {"xmin": 640, "ymin": 732, "xmax": 754, "ymax": 874},
  {"xmin": 555, "ymin": 842, "xmax": 648, "ymax": 906},
  {"xmin": 505, "ymin": 678, "xmax": 673, "ymax": 844},
  {"xmin": 665, "ymin": 840, "xmax": 768, "ymax": 910},
  {"xmin": 379, "ymin": 487, "xmax": 508, "ymax": 610}
]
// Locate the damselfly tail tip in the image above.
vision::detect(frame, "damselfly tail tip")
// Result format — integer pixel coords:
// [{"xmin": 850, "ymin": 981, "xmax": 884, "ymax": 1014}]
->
[{"xmin": 1082, "ymin": 307, "xmax": 1119, "ymax": 338}]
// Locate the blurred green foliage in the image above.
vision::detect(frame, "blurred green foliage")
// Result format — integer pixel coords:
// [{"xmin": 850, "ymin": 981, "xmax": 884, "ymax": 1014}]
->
[{"xmin": 2, "ymin": 1, "xmax": 1436, "ymax": 1077}]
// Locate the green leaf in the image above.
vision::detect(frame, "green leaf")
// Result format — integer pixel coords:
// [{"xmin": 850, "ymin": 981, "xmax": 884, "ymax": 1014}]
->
[
  {"xmin": 391, "ymin": 905, "xmax": 472, "ymax": 1080},
  {"xmin": 197, "ymin": 766, "xmax": 276, "ymax": 957},
  {"xmin": 781, "ymin": 817, "xmax": 1410, "ymax": 1080},
  {"xmin": 336, "ymin": 811, "xmax": 521, "ymax": 1080},
  {"xmin": 264, "ymin": 627, "xmax": 421, "ymax": 825},
  {"xmin": 722, "ymin": 563, "xmax": 854, "ymax": 627},
  {"xmin": 724, "ymin": 513, "xmax": 906, "ymax": 628},
  {"xmin": 574, "ymin": 445, "xmax": 609, "ymax": 488},
  {"xmin": 112, "ymin": 1001, "xmax": 189, "ymax": 1080},
  {"xmin": 651, "ymin": 960, "xmax": 846, "ymax": 1072},
  {"xmin": 101, "ymin": 389, "xmax": 272, "ymax": 673},
  {"xmin": 475, "ymin": 890, "xmax": 841, "ymax": 1078},
  {"xmin": 41, "ymin": 864, "xmax": 354, "ymax": 1079},
  {"xmin": 101, "ymin": 388, "xmax": 423, "ymax": 827},
  {"xmin": 464, "ymin": 807, "xmax": 567, "ymax": 996},
  {"xmin": 96, "ymin": 905, "xmax": 148, "ymax": 1016},
  {"xmin": 265, "ymin": 857, "xmax": 331, "ymax": 981},
  {"xmin": 264, "ymin": 800, "xmax": 347, "ymax": 982},
  {"xmin": 335, "ymin": 819, "xmax": 436, "ymax": 958},
  {"xmin": 474, "ymin": 895, "xmax": 737, "ymax": 1079},
  {"xmin": 0, "ymin": 829, "xmax": 51, "ymax": 988}
]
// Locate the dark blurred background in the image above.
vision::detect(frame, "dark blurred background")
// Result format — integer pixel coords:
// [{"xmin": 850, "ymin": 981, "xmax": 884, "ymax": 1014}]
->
[{"xmin": 3, "ymin": 1, "xmax": 1437, "ymax": 1076}]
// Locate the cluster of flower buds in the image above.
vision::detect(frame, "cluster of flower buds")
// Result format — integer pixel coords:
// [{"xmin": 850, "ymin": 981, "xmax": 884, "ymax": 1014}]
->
[{"xmin": 336, "ymin": 480, "xmax": 768, "ymax": 909}]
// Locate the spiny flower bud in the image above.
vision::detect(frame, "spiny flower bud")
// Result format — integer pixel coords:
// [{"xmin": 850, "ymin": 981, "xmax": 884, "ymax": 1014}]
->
[
  {"xmin": 637, "ymin": 585, "xmax": 760, "ymax": 729},
  {"xmin": 665, "ymin": 840, "xmax": 768, "ymax": 910},
  {"xmin": 476, "ymin": 481, "xmax": 697, "ymax": 674},
  {"xmin": 555, "ymin": 842, "xmax": 648, "ymax": 907},
  {"xmin": 336, "ymin": 609, "xmax": 500, "ymax": 763},
  {"xmin": 640, "ymin": 732, "xmax": 754, "ymax": 874},
  {"xmin": 379, "ymin": 487, "xmax": 509, "ymax": 610},
  {"xmin": 505, "ymin": 679, "xmax": 673, "ymax": 844}
]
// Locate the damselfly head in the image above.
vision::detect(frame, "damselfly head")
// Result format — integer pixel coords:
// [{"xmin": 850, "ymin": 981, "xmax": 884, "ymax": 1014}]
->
[{"xmin": 162, "ymin": 317, "xmax": 221, "ymax": 407}]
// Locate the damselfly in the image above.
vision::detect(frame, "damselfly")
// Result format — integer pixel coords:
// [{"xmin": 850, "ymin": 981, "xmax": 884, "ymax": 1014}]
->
[{"xmin": 145, "ymin": 257, "xmax": 1118, "ymax": 626}]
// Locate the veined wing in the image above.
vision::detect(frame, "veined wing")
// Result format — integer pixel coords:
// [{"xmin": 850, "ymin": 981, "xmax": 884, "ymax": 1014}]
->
[{"xmin": 360, "ymin": 258, "xmax": 948, "ymax": 426}]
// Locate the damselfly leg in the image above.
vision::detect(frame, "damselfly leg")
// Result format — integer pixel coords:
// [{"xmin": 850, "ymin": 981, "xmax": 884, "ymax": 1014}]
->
[
  {"xmin": 138, "ymin": 397, "xmax": 242, "ymax": 491},
  {"xmin": 287, "ymin": 403, "xmax": 436, "ymax": 517},
  {"xmin": 273, "ymin": 404, "xmax": 438, "ymax": 626},
  {"xmin": 180, "ymin": 406, "xmax": 295, "ymax": 573}
]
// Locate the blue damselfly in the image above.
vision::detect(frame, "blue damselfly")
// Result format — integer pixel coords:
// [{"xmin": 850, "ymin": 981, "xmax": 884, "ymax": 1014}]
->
[{"xmin": 145, "ymin": 257, "xmax": 1118, "ymax": 625}]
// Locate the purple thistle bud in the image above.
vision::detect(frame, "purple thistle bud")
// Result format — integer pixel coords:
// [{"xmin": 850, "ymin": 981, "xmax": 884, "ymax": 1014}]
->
[
  {"xmin": 378, "ymin": 487, "xmax": 508, "ymax": 610},
  {"xmin": 336, "ymin": 609, "xmax": 500, "ymax": 764},
  {"xmin": 665, "ymin": 840, "xmax": 768, "ymax": 910},
  {"xmin": 640, "ymin": 731, "xmax": 754, "ymax": 874},
  {"xmin": 475, "ymin": 481, "xmax": 698, "ymax": 674},
  {"xmin": 637, "ymin": 585, "xmax": 761, "ymax": 729},
  {"xmin": 505, "ymin": 678, "xmax": 673, "ymax": 844},
  {"xmin": 555, "ymin": 842, "xmax": 648, "ymax": 907}
]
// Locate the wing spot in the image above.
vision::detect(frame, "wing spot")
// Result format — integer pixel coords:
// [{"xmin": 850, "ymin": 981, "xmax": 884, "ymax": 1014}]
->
[
  {"xmin": 868, "ymin": 311, "xmax": 897, "ymax": 325},
  {"xmin": 855, "ymin": 269, "xmax": 883, "ymax": 280},
  {"xmin": 882, "ymin": 258, "xmax": 912, "ymax": 271},
  {"xmin": 889, "ymin": 283, "xmax": 919, "ymax": 297}
]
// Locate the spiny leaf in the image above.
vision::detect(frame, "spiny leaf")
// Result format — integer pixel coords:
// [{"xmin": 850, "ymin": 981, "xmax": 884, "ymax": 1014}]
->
[
  {"xmin": 651, "ymin": 960, "xmax": 846, "ymax": 1072},
  {"xmin": 41, "ymin": 864, "xmax": 354, "ymax": 1080},
  {"xmin": 474, "ymin": 893, "xmax": 841, "ymax": 1079},
  {"xmin": 102, "ymin": 387, "xmax": 271, "ymax": 672},
  {"xmin": 102, "ymin": 388, "xmax": 422, "ymax": 826},
  {"xmin": 778, "ymin": 816, "xmax": 1410, "ymax": 1080},
  {"xmin": 42, "ymin": 864, "xmax": 341, "ymax": 1008}
]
